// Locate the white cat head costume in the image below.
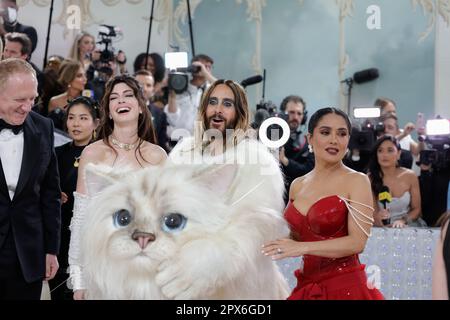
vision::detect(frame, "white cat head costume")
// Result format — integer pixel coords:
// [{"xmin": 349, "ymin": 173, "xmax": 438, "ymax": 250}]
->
[{"xmin": 80, "ymin": 137, "xmax": 289, "ymax": 299}]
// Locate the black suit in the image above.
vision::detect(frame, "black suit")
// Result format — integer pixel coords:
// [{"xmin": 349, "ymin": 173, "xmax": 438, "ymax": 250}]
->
[
  {"xmin": 149, "ymin": 103, "xmax": 170, "ymax": 153},
  {"xmin": 0, "ymin": 112, "xmax": 61, "ymax": 299}
]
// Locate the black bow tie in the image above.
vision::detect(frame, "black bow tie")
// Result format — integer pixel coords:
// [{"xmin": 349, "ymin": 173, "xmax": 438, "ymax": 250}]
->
[{"xmin": 0, "ymin": 119, "xmax": 23, "ymax": 135}]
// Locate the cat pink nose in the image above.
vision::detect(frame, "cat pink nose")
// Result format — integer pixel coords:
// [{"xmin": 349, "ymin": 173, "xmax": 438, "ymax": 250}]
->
[{"xmin": 132, "ymin": 231, "xmax": 155, "ymax": 249}]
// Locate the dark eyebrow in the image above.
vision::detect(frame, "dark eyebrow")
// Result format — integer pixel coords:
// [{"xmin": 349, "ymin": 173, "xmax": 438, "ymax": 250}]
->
[
  {"xmin": 319, "ymin": 126, "xmax": 348, "ymax": 132},
  {"xmin": 68, "ymin": 113, "xmax": 89, "ymax": 117},
  {"xmin": 111, "ymin": 89, "xmax": 134, "ymax": 96},
  {"xmin": 222, "ymin": 98, "xmax": 235, "ymax": 103}
]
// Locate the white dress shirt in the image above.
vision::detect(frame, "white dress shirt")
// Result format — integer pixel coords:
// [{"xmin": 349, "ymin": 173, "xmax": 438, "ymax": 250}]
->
[
  {"xmin": 165, "ymin": 82, "xmax": 209, "ymax": 139},
  {"xmin": 0, "ymin": 129, "xmax": 24, "ymax": 200}
]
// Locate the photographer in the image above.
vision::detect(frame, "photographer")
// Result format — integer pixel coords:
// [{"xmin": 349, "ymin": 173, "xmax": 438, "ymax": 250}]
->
[
  {"xmin": 381, "ymin": 113, "xmax": 425, "ymax": 169},
  {"xmin": 418, "ymin": 121, "xmax": 450, "ymax": 226},
  {"xmin": 0, "ymin": 0, "xmax": 37, "ymax": 55},
  {"xmin": 277, "ymin": 95, "xmax": 314, "ymax": 202},
  {"xmin": 165, "ymin": 54, "xmax": 216, "ymax": 145}
]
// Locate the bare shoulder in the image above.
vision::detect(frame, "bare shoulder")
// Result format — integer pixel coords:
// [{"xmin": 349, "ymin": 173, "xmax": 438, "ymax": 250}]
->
[
  {"xmin": 80, "ymin": 140, "xmax": 110, "ymax": 163},
  {"xmin": 289, "ymin": 173, "xmax": 310, "ymax": 200},
  {"xmin": 141, "ymin": 142, "xmax": 168, "ymax": 166},
  {"xmin": 399, "ymin": 167, "xmax": 418, "ymax": 180},
  {"xmin": 343, "ymin": 167, "xmax": 371, "ymax": 186}
]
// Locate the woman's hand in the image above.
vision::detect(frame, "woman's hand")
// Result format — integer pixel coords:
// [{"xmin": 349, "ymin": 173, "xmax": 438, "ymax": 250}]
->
[
  {"xmin": 61, "ymin": 192, "xmax": 68, "ymax": 204},
  {"xmin": 262, "ymin": 238, "xmax": 308, "ymax": 260},
  {"xmin": 73, "ymin": 289, "xmax": 86, "ymax": 300},
  {"xmin": 392, "ymin": 219, "xmax": 407, "ymax": 229},
  {"xmin": 374, "ymin": 208, "xmax": 390, "ymax": 226}
]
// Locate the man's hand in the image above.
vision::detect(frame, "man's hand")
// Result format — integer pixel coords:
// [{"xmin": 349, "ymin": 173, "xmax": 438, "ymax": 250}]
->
[
  {"xmin": 191, "ymin": 61, "xmax": 216, "ymax": 83},
  {"xmin": 45, "ymin": 254, "xmax": 59, "ymax": 281},
  {"xmin": 403, "ymin": 122, "xmax": 415, "ymax": 136},
  {"xmin": 279, "ymin": 147, "xmax": 289, "ymax": 166}
]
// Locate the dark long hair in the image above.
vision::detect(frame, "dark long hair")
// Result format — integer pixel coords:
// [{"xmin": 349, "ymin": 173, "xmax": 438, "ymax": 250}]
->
[
  {"xmin": 368, "ymin": 135, "xmax": 401, "ymax": 195},
  {"xmin": 98, "ymin": 75, "xmax": 156, "ymax": 166},
  {"xmin": 133, "ymin": 52, "xmax": 165, "ymax": 83},
  {"xmin": 307, "ymin": 107, "xmax": 352, "ymax": 135}
]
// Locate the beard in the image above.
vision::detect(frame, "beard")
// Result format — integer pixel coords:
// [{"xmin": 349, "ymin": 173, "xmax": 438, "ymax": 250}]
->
[
  {"xmin": 288, "ymin": 120, "xmax": 299, "ymax": 131},
  {"xmin": 206, "ymin": 114, "xmax": 237, "ymax": 134}
]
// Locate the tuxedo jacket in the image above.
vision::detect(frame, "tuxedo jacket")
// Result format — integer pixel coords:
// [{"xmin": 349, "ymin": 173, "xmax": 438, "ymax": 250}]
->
[
  {"xmin": 149, "ymin": 104, "xmax": 170, "ymax": 153},
  {"xmin": 0, "ymin": 112, "xmax": 61, "ymax": 283}
]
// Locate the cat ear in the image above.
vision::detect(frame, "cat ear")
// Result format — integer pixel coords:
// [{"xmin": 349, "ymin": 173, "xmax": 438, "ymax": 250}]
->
[
  {"xmin": 194, "ymin": 164, "xmax": 237, "ymax": 197},
  {"xmin": 84, "ymin": 163, "xmax": 117, "ymax": 197}
]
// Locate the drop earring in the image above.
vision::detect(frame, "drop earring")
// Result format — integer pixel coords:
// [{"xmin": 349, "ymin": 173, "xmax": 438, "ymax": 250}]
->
[{"xmin": 308, "ymin": 145, "xmax": 314, "ymax": 153}]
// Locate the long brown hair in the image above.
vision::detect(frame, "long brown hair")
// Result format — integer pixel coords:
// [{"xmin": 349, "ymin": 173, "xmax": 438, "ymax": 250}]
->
[
  {"xmin": 98, "ymin": 74, "xmax": 156, "ymax": 166},
  {"xmin": 58, "ymin": 59, "xmax": 83, "ymax": 89},
  {"xmin": 195, "ymin": 79, "xmax": 251, "ymax": 151}
]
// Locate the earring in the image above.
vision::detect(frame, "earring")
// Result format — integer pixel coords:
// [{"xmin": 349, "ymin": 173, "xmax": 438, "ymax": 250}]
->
[{"xmin": 308, "ymin": 145, "xmax": 314, "ymax": 153}]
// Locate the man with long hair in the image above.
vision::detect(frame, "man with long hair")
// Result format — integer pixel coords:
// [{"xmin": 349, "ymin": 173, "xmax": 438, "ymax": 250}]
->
[{"xmin": 166, "ymin": 79, "xmax": 290, "ymax": 299}]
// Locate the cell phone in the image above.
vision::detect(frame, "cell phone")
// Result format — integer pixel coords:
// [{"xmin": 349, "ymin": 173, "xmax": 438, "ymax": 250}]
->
[{"xmin": 416, "ymin": 113, "xmax": 425, "ymax": 129}]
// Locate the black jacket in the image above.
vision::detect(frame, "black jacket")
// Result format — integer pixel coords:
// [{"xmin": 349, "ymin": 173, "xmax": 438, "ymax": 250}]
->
[
  {"xmin": 281, "ymin": 131, "xmax": 315, "ymax": 201},
  {"xmin": 0, "ymin": 112, "xmax": 61, "ymax": 282},
  {"xmin": 149, "ymin": 103, "xmax": 170, "ymax": 153}
]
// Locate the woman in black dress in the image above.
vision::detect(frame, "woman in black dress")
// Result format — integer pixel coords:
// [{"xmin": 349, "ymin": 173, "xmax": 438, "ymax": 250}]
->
[{"xmin": 48, "ymin": 96, "xmax": 99, "ymax": 300}]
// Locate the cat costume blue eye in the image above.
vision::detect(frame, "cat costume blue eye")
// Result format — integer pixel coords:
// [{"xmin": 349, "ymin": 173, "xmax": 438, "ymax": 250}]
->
[
  {"xmin": 113, "ymin": 209, "xmax": 132, "ymax": 227},
  {"xmin": 162, "ymin": 213, "xmax": 187, "ymax": 233}
]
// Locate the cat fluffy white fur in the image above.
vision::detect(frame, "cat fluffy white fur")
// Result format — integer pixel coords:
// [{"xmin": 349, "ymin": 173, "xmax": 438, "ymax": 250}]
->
[{"xmin": 80, "ymin": 138, "xmax": 290, "ymax": 299}]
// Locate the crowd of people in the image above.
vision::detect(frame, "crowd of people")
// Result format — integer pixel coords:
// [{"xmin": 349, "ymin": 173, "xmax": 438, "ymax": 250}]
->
[{"xmin": 0, "ymin": 0, "xmax": 449, "ymax": 301}]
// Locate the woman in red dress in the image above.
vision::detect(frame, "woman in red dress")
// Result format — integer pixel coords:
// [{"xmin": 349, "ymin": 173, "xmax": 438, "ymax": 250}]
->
[{"xmin": 263, "ymin": 107, "xmax": 384, "ymax": 300}]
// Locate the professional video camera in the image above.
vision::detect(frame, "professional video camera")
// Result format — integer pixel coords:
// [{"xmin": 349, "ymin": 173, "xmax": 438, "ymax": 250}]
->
[
  {"xmin": 418, "ymin": 118, "xmax": 450, "ymax": 171},
  {"xmin": 348, "ymin": 108, "xmax": 384, "ymax": 151},
  {"xmin": 164, "ymin": 52, "xmax": 202, "ymax": 94},
  {"xmin": 91, "ymin": 24, "xmax": 123, "ymax": 77},
  {"xmin": 250, "ymin": 100, "xmax": 289, "ymax": 143},
  {"xmin": 345, "ymin": 107, "xmax": 384, "ymax": 172},
  {"xmin": 85, "ymin": 24, "xmax": 123, "ymax": 100}
]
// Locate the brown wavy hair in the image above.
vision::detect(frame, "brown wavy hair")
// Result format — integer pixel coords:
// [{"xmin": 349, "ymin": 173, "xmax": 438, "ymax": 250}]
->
[
  {"xmin": 195, "ymin": 79, "xmax": 251, "ymax": 151},
  {"xmin": 98, "ymin": 74, "xmax": 156, "ymax": 166}
]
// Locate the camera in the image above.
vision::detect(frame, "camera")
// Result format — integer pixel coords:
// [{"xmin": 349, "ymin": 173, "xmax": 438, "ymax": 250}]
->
[
  {"xmin": 252, "ymin": 100, "xmax": 288, "ymax": 142},
  {"xmin": 93, "ymin": 24, "xmax": 122, "ymax": 76},
  {"xmin": 165, "ymin": 52, "xmax": 201, "ymax": 94},
  {"xmin": 348, "ymin": 108, "xmax": 384, "ymax": 152},
  {"xmin": 418, "ymin": 118, "xmax": 450, "ymax": 170},
  {"xmin": 345, "ymin": 107, "xmax": 385, "ymax": 172}
]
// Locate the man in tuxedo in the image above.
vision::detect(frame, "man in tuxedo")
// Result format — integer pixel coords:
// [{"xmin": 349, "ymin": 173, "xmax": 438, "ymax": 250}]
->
[{"xmin": 0, "ymin": 58, "xmax": 60, "ymax": 299}]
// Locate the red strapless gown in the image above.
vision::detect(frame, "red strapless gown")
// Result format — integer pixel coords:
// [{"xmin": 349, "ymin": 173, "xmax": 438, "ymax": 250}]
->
[{"xmin": 285, "ymin": 195, "xmax": 384, "ymax": 300}]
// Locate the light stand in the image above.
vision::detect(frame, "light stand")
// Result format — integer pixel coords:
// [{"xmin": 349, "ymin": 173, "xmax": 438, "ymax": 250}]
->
[
  {"xmin": 144, "ymin": 0, "xmax": 156, "ymax": 69},
  {"xmin": 186, "ymin": 0, "xmax": 195, "ymax": 56},
  {"xmin": 341, "ymin": 77, "xmax": 354, "ymax": 115},
  {"xmin": 43, "ymin": 0, "xmax": 55, "ymax": 69}
]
